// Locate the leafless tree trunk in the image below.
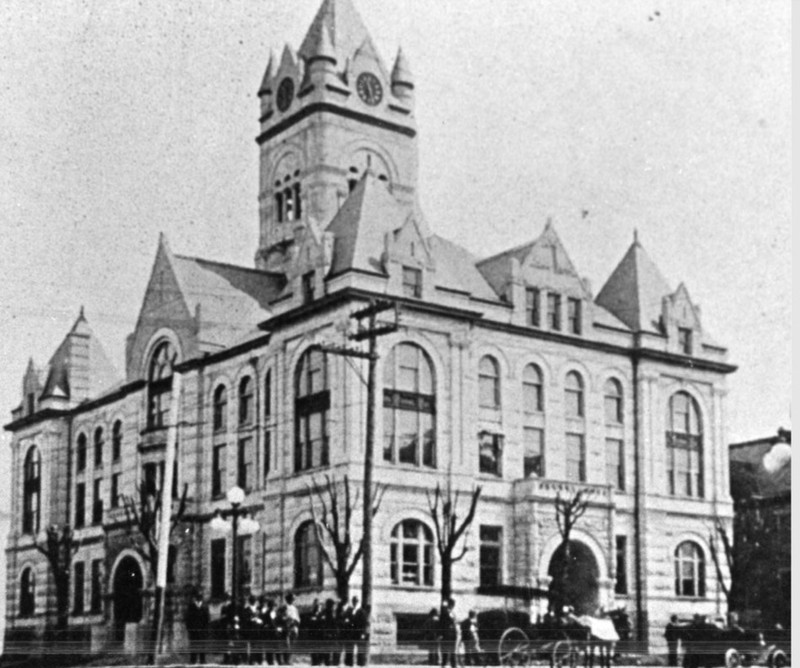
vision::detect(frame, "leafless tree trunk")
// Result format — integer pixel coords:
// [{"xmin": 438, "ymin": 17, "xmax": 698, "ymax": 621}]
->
[
  {"xmin": 551, "ymin": 490, "xmax": 589, "ymax": 613},
  {"xmin": 34, "ymin": 525, "xmax": 81, "ymax": 632}
]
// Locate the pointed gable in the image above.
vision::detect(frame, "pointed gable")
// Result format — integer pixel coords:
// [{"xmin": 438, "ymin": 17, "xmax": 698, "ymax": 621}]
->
[{"xmin": 596, "ymin": 236, "xmax": 672, "ymax": 333}]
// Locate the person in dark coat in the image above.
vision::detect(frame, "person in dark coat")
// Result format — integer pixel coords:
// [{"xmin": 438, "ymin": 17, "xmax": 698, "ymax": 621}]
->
[
  {"xmin": 261, "ymin": 598, "xmax": 278, "ymax": 665},
  {"xmin": 352, "ymin": 603, "xmax": 370, "ymax": 667},
  {"xmin": 460, "ymin": 609, "xmax": 481, "ymax": 666},
  {"xmin": 439, "ymin": 598, "xmax": 458, "ymax": 668},
  {"xmin": 340, "ymin": 597, "xmax": 357, "ymax": 666},
  {"xmin": 665, "ymin": 615, "xmax": 680, "ymax": 667},
  {"xmin": 322, "ymin": 598, "xmax": 339, "ymax": 666},
  {"xmin": 309, "ymin": 598, "xmax": 325, "ymax": 665},
  {"xmin": 424, "ymin": 607, "xmax": 441, "ymax": 666},
  {"xmin": 185, "ymin": 589, "xmax": 211, "ymax": 665}
]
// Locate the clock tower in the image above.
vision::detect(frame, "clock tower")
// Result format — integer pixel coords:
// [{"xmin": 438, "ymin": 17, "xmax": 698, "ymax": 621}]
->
[{"xmin": 255, "ymin": 0, "xmax": 418, "ymax": 272}]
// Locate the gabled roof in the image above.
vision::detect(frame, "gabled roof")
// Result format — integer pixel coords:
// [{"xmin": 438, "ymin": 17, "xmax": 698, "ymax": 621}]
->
[
  {"xmin": 595, "ymin": 236, "xmax": 672, "ymax": 333},
  {"xmin": 326, "ymin": 173, "xmax": 409, "ymax": 276},
  {"xmin": 428, "ymin": 235, "xmax": 500, "ymax": 302},
  {"xmin": 299, "ymin": 0, "xmax": 380, "ymax": 68}
]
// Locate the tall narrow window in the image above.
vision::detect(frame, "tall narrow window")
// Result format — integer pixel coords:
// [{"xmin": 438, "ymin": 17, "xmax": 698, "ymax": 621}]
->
[
  {"xmin": 523, "ymin": 427, "xmax": 544, "ymax": 477},
  {"xmin": 19, "ymin": 568, "xmax": 35, "ymax": 618},
  {"xmin": 295, "ymin": 349, "xmax": 330, "ymax": 471},
  {"xmin": 302, "ymin": 271, "xmax": 315, "ymax": 304},
  {"xmin": 604, "ymin": 379, "xmax": 624, "ymax": 424},
  {"xmin": 478, "ymin": 356, "xmax": 501, "ymax": 410},
  {"xmin": 275, "ymin": 192, "xmax": 284, "ymax": 223},
  {"xmin": 294, "ymin": 182, "xmax": 302, "ymax": 219},
  {"xmin": 478, "ymin": 432, "xmax": 503, "ymax": 477},
  {"xmin": 147, "ymin": 341, "xmax": 176, "ymax": 429},
  {"xmin": 390, "ymin": 520, "xmax": 433, "ymax": 586},
  {"xmin": 674, "ymin": 541, "xmax": 705, "ymax": 597},
  {"xmin": 525, "ymin": 288, "xmax": 541, "ymax": 327},
  {"xmin": 606, "ymin": 438, "xmax": 625, "ymax": 490},
  {"xmin": 210, "ymin": 539, "xmax": 226, "ymax": 599},
  {"xmin": 678, "ymin": 328, "xmax": 693, "ymax": 355},
  {"xmin": 237, "ymin": 437, "xmax": 254, "ymax": 492},
  {"xmin": 90, "ymin": 559, "xmax": 103, "ymax": 613},
  {"xmin": 284, "ymin": 186, "xmax": 295, "ymax": 221},
  {"xmin": 73, "ymin": 562, "xmax": 85, "ymax": 615},
  {"xmin": 666, "ymin": 392, "xmax": 703, "ymax": 497},
  {"xmin": 236, "ymin": 535, "xmax": 253, "ymax": 594},
  {"xmin": 294, "ymin": 521, "xmax": 324, "ymax": 588},
  {"xmin": 94, "ymin": 427, "xmax": 103, "ymax": 468},
  {"xmin": 547, "ymin": 293, "xmax": 562, "ymax": 330},
  {"xmin": 22, "ymin": 447, "xmax": 40, "ymax": 534},
  {"xmin": 92, "ymin": 479, "xmax": 103, "ymax": 525},
  {"xmin": 238, "ymin": 377, "xmax": 254, "ymax": 426},
  {"xmin": 383, "ymin": 343, "xmax": 436, "ymax": 468},
  {"xmin": 111, "ymin": 420, "xmax": 122, "ymax": 462},
  {"xmin": 110, "ymin": 473, "xmax": 120, "ymax": 508},
  {"xmin": 213, "ymin": 385, "xmax": 228, "ymax": 433},
  {"xmin": 402, "ymin": 266, "xmax": 423, "ymax": 298},
  {"xmin": 615, "ymin": 536, "xmax": 628, "ymax": 594},
  {"xmin": 76, "ymin": 433, "xmax": 87, "ymax": 473},
  {"xmin": 479, "ymin": 525, "xmax": 502, "ymax": 587},
  {"xmin": 567, "ymin": 298, "xmax": 582, "ymax": 335},
  {"xmin": 212, "ymin": 444, "xmax": 227, "ymax": 498},
  {"xmin": 566, "ymin": 433, "xmax": 586, "ymax": 482},
  {"xmin": 522, "ymin": 364, "xmax": 543, "ymax": 413},
  {"xmin": 264, "ymin": 371, "xmax": 273, "ymax": 478},
  {"xmin": 565, "ymin": 372, "xmax": 584, "ymax": 418},
  {"xmin": 75, "ymin": 482, "xmax": 86, "ymax": 528}
]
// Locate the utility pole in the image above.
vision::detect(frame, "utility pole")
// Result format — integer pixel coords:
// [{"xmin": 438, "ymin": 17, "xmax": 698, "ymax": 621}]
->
[{"xmin": 315, "ymin": 298, "xmax": 398, "ymax": 666}]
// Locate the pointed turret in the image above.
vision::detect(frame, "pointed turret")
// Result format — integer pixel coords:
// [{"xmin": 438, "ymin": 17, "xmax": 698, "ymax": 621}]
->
[
  {"xmin": 299, "ymin": 0, "xmax": 376, "ymax": 66},
  {"xmin": 258, "ymin": 51, "xmax": 275, "ymax": 98},
  {"xmin": 391, "ymin": 47, "xmax": 414, "ymax": 103},
  {"xmin": 307, "ymin": 24, "xmax": 337, "ymax": 66}
]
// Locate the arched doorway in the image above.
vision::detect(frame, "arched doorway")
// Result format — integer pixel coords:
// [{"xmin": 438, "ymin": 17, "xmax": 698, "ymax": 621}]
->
[
  {"xmin": 547, "ymin": 539, "xmax": 600, "ymax": 615},
  {"xmin": 113, "ymin": 556, "xmax": 143, "ymax": 640}
]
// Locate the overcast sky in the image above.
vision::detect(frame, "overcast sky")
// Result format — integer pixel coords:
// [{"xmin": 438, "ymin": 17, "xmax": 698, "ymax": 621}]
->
[{"xmin": 0, "ymin": 0, "xmax": 790, "ymax": 501}]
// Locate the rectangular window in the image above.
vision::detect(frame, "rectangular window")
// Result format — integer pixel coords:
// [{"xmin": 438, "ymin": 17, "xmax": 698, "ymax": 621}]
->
[
  {"xmin": 523, "ymin": 427, "xmax": 544, "ymax": 477},
  {"xmin": 567, "ymin": 298, "xmax": 582, "ymax": 335},
  {"xmin": 615, "ymin": 536, "xmax": 628, "ymax": 594},
  {"xmin": 667, "ymin": 435, "xmax": 703, "ymax": 498},
  {"xmin": 606, "ymin": 438, "xmax": 625, "ymax": 490},
  {"xmin": 478, "ymin": 432, "xmax": 503, "ymax": 477},
  {"xmin": 75, "ymin": 482, "xmax": 85, "ymax": 528},
  {"xmin": 237, "ymin": 438, "xmax": 254, "ymax": 491},
  {"xmin": 236, "ymin": 536, "xmax": 253, "ymax": 594},
  {"xmin": 566, "ymin": 433, "xmax": 586, "ymax": 482},
  {"xmin": 143, "ymin": 462, "xmax": 160, "ymax": 497},
  {"xmin": 90, "ymin": 559, "xmax": 103, "ymax": 613},
  {"xmin": 210, "ymin": 538, "xmax": 226, "ymax": 599},
  {"xmin": 479, "ymin": 525, "xmax": 503, "ymax": 588},
  {"xmin": 525, "ymin": 288, "xmax": 541, "ymax": 327},
  {"xmin": 212, "ymin": 444, "xmax": 227, "ymax": 498},
  {"xmin": 112, "ymin": 429, "xmax": 121, "ymax": 462},
  {"xmin": 94, "ymin": 434, "xmax": 103, "ymax": 468},
  {"xmin": 77, "ymin": 439, "xmax": 87, "ymax": 473},
  {"xmin": 402, "ymin": 266, "xmax": 423, "ymax": 298},
  {"xmin": 302, "ymin": 271, "xmax": 315, "ymax": 304},
  {"xmin": 73, "ymin": 562, "xmax": 85, "ymax": 615},
  {"xmin": 92, "ymin": 479, "xmax": 103, "ymax": 525},
  {"xmin": 605, "ymin": 394, "xmax": 622, "ymax": 424},
  {"xmin": 547, "ymin": 293, "xmax": 561, "ymax": 330},
  {"xmin": 678, "ymin": 327, "xmax": 693, "ymax": 355},
  {"xmin": 110, "ymin": 473, "xmax": 120, "ymax": 509}
]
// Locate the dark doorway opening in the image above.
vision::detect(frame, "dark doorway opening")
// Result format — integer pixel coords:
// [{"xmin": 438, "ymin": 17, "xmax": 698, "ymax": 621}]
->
[
  {"xmin": 113, "ymin": 556, "xmax": 143, "ymax": 641},
  {"xmin": 547, "ymin": 539, "xmax": 600, "ymax": 615}
]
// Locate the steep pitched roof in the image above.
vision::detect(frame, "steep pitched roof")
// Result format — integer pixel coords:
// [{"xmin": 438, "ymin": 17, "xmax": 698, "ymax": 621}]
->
[
  {"xmin": 595, "ymin": 237, "xmax": 672, "ymax": 333},
  {"xmin": 428, "ymin": 235, "xmax": 500, "ymax": 302},
  {"xmin": 326, "ymin": 173, "xmax": 409, "ymax": 276},
  {"xmin": 299, "ymin": 0, "xmax": 378, "ymax": 67}
]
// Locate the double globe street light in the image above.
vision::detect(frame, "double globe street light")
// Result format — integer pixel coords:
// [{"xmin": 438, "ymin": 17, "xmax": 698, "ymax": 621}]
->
[{"xmin": 210, "ymin": 485, "xmax": 261, "ymax": 615}]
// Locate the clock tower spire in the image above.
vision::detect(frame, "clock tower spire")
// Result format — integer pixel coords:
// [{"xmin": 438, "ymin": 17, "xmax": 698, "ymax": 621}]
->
[{"xmin": 255, "ymin": 0, "xmax": 418, "ymax": 272}]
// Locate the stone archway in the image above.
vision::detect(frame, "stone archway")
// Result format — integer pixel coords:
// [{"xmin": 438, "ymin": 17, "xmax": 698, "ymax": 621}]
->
[
  {"xmin": 547, "ymin": 539, "xmax": 600, "ymax": 615},
  {"xmin": 112, "ymin": 556, "xmax": 144, "ymax": 640}
]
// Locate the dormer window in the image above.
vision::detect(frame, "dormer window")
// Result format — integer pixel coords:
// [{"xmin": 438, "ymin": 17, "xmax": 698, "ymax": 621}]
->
[
  {"xmin": 547, "ymin": 293, "xmax": 561, "ymax": 331},
  {"xmin": 402, "ymin": 266, "xmax": 422, "ymax": 299},
  {"xmin": 525, "ymin": 288, "xmax": 541, "ymax": 327},
  {"xmin": 567, "ymin": 298, "xmax": 582, "ymax": 335},
  {"xmin": 302, "ymin": 271, "xmax": 315, "ymax": 304},
  {"xmin": 678, "ymin": 327, "xmax": 693, "ymax": 355},
  {"xmin": 147, "ymin": 341, "xmax": 176, "ymax": 430}
]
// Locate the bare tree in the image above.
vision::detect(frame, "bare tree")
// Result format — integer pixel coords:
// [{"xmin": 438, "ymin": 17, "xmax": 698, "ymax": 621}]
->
[
  {"xmin": 34, "ymin": 524, "xmax": 80, "ymax": 633},
  {"xmin": 426, "ymin": 480, "xmax": 482, "ymax": 603},
  {"xmin": 307, "ymin": 474, "xmax": 386, "ymax": 600},
  {"xmin": 550, "ymin": 489, "xmax": 590, "ymax": 614}
]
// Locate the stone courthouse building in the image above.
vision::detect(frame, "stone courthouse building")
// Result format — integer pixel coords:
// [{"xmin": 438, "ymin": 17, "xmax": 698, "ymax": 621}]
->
[{"xmin": 5, "ymin": 0, "xmax": 737, "ymax": 654}]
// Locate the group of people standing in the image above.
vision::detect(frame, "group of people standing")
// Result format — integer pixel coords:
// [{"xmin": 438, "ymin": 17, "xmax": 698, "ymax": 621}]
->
[
  {"xmin": 425, "ymin": 598, "xmax": 483, "ymax": 668},
  {"xmin": 183, "ymin": 589, "xmax": 369, "ymax": 666}
]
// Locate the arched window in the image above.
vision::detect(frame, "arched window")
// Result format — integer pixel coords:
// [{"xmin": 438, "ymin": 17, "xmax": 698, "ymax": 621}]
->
[
  {"xmin": 147, "ymin": 341, "xmax": 176, "ymax": 429},
  {"xmin": 666, "ymin": 392, "xmax": 703, "ymax": 497},
  {"xmin": 213, "ymin": 385, "xmax": 228, "ymax": 432},
  {"xmin": 294, "ymin": 521, "xmax": 324, "ymax": 588},
  {"xmin": 383, "ymin": 343, "xmax": 436, "ymax": 468},
  {"xmin": 94, "ymin": 427, "xmax": 104, "ymax": 468},
  {"xmin": 604, "ymin": 379, "xmax": 623, "ymax": 424},
  {"xmin": 478, "ymin": 356, "xmax": 501, "ymax": 410},
  {"xmin": 76, "ymin": 432, "xmax": 87, "ymax": 472},
  {"xmin": 22, "ymin": 447, "xmax": 40, "ymax": 534},
  {"xmin": 564, "ymin": 371, "xmax": 584, "ymax": 418},
  {"xmin": 238, "ymin": 377, "xmax": 254, "ymax": 426},
  {"xmin": 522, "ymin": 364, "xmax": 544, "ymax": 413},
  {"xmin": 390, "ymin": 520, "xmax": 433, "ymax": 586},
  {"xmin": 674, "ymin": 541, "xmax": 705, "ymax": 597},
  {"xmin": 295, "ymin": 349, "xmax": 329, "ymax": 472},
  {"xmin": 19, "ymin": 567, "xmax": 35, "ymax": 618},
  {"xmin": 112, "ymin": 420, "xmax": 122, "ymax": 462}
]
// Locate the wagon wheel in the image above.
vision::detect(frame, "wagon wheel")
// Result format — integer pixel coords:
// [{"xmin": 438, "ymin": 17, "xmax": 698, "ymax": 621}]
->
[
  {"xmin": 456, "ymin": 638, "xmax": 466, "ymax": 668},
  {"xmin": 499, "ymin": 627, "xmax": 530, "ymax": 667},
  {"xmin": 726, "ymin": 649, "xmax": 742, "ymax": 668},
  {"xmin": 553, "ymin": 639, "xmax": 579, "ymax": 668},
  {"xmin": 770, "ymin": 650, "xmax": 787, "ymax": 668}
]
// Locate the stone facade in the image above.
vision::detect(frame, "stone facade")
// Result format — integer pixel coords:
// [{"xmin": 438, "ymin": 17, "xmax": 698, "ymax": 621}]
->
[{"xmin": 5, "ymin": 0, "xmax": 736, "ymax": 657}]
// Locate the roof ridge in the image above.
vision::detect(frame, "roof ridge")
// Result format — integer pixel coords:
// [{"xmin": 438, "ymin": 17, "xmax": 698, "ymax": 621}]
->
[
  {"xmin": 475, "ymin": 238, "xmax": 537, "ymax": 266},
  {"xmin": 173, "ymin": 254, "xmax": 285, "ymax": 278}
]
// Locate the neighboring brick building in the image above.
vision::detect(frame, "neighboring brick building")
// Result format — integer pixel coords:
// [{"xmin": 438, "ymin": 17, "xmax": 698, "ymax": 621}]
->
[
  {"xmin": 5, "ymin": 0, "xmax": 737, "ymax": 655},
  {"xmin": 728, "ymin": 429, "xmax": 791, "ymax": 629}
]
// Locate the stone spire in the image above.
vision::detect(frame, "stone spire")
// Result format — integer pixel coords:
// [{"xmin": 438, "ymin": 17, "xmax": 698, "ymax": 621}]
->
[
  {"xmin": 258, "ymin": 51, "xmax": 276, "ymax": 97},
  {"xmin": 391, "ymin": 47, "xmax": 414, "ymax": 102},
  {"xmin": 306, "ymin": 24, "xmax": 337, "ymax": 66},
  {"xmin": 299, "ymin": 0, "xmax": 376, "ymax": 66}
]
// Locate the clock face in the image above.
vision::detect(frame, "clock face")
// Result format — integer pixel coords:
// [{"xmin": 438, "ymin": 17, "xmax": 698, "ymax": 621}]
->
[
  {"xmin": 356, "ymin": 72, "xmax": 383, "ymax": 106},
  {"xmin": 276, "ymin": 77, "xmax": 294, "ymax": 112}
]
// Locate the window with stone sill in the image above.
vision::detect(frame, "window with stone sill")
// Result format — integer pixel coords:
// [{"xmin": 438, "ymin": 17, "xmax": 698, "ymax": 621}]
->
[
  {"xmin": 565, "ymin": 371, "xmax": 585, "ymax": 419},
  {"xmin": 147, "ymin": 340, "xmax": 176, "ymax": 430},
  {"xmin": 76, "ymin": 433, "xmax": 87, "ymax": 473},
  {"xmin": 479, "ymin": 431, "xmax": 503, "ymax": 477},
  {"xmin": 294, "ymin": 521, "xmax": 324, "ymax": 588},
  {"xmin": 479, "ymin": 525, "xmax": 503, "ymax": 588},
  {"xmin": 674, "ymin": 541, "xmax": 705, "ymax": 597},
  {"xmin": 525, "ymin": 287, "xmax": 541, "ymax": 327},
  {"xmin": 94, "ymin": 427, "xmax": 104, "ymax": 468},
  {"xmin": 566, "ymin": 433, "xmax": 586, "ymax": 483},
  {"xmin": 213, "ymin": 385, "xmax": 228, "ymax": 433},
  {"xmin": 390, "ymin": 520, "xmax": 433, "ymax": 587},
  {"xmin": 678, "ymin": 327, "xmax": 693, "ymax": 355},
  {"xmin": 19, "ymin": 567, "xmax": 35, "ymax": 618},
  {"xmin": 478, "ymin": 356, "xmax": 501, "ymax": 410},
  {"xmin": 523, "ymin": 427, "xmax": 544, "ymax": 478},
  {"xmin": 22, "ymin": 446, "xmax": 40, "ymax": 535},
  {"xmin": 547, "ymin": 293, "xmax": 562, "ymax": 331},
  {"xmin": 666, "ymin": 392, "xmax": 703, "ymax": 498},
  {"xmin": 111, "ymin": 420, "xmax": 122, "ymax": 462},
  {"xmin": 212, "ymin": 444, "xmax": 227, "ymax": 498},
  {"xmin": 295, "ymin": 348, "xmax": 330, "ymax": 472},
  {"xmin": 567, "ymin": 297, "xmax": 582, "ymax": 335},
  {"xmin": 274, "ymin": 171, "xmax": 302, "ymax": 223},
  {"xmin": 402, "ymin": 266, "xmax": 422, "ymax": 299},
  {"xmin": 522, "ymin": 364, "xmax": 544, "ymax": 413},
  {"xmin": 302, "ymin": 271, "xmax": 315, "ymax": 304},
  {"xmin": 238, "ymin": 376, "xmax": 254, "ymax": 426}
]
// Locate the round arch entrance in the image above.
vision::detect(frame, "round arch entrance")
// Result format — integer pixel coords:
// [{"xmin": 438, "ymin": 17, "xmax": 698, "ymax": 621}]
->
[
  {"xmin": 547, "ymin": 539, "xmax": 600, "ymax": 615},
  {"xmin": 113, "ymin": 556, "xmax": 143, "ymax": 639}
]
